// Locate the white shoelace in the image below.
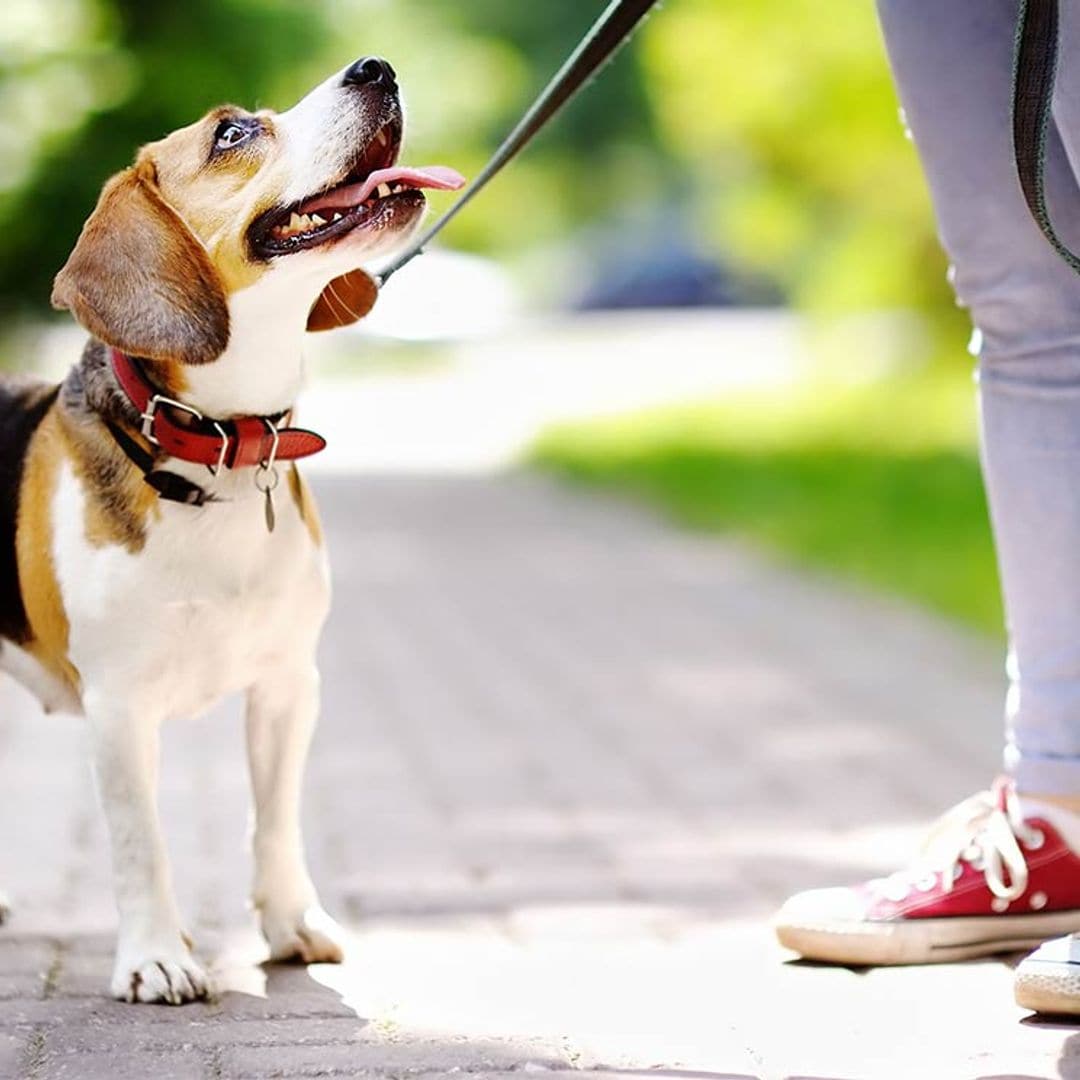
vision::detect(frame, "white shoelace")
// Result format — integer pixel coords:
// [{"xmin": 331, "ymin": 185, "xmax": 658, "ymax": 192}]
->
[{"xmin": 876, "ymin": 786, "xmax": 1045, "ymax": 904}]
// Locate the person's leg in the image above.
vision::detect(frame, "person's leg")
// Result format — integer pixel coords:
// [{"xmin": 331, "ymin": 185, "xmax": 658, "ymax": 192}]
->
[
  {"xmin": 991, "ymin": 0, "xmax": 1080, "ymax": 803},
  {"xmin": 777, "ymin": 0, "xmax": 1080, "ymax": 968},
  {"xmin": 882, "ymin": 0, "xmax": 1080, "ymax": 800},
  {"xmin": 890, "ymin": 0, "xmax": 1080, "ymax": 803}
]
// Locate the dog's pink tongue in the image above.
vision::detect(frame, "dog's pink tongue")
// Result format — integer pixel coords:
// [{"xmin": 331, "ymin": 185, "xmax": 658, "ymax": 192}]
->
[{"xmin": 302, "ymin": 166, "xmax": 466, "ymax": 214}]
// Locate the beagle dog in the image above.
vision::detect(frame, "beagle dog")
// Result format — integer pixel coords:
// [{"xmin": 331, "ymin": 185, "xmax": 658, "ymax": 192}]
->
[{"xmin": 0, "ymin": 56, "xmax": 462, "ymax": 1004}]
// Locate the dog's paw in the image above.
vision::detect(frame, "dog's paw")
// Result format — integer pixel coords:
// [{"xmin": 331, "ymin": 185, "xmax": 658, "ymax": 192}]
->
[
  {"xmin": 112, "ymin": 945, "xmax": 209, "ymax": 1005},
  {"xmin": 262, "ymin": 904, "xmax": 346, "ymax": 964}
]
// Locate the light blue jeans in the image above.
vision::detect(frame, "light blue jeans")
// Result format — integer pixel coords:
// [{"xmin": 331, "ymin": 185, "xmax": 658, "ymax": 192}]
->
[{"xmin": 877, "ymin": 1, "xmax": 1080, "ymax": 793}]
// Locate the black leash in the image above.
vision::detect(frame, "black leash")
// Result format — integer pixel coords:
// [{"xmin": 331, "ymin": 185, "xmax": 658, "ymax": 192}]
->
[
  {"xmin": 377, "ymin": 0, "xmax": 664, "ymax": 287},
  {"xmin": 105, "ymin": 418, "xmax": 215, "ymax": 506},
  {"xmin": 1013, "ymin": 0, "xmax": 1080, "ymax": 272}
]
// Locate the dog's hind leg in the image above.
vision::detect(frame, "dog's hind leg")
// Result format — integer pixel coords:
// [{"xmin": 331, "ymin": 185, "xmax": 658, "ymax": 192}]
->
[
  {"xmin": 246, "ymin": 661, "xmax": 345, "ymax": 964},
  {"xmin": 85, "ymin": 689, "xmax": 208, "ymax": 1004}
]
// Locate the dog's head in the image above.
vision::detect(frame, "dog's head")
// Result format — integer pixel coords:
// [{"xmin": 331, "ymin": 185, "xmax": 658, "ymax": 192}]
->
[{"xmin": 51, "ymin": 57, "xmax": 463, "ymax": 365}]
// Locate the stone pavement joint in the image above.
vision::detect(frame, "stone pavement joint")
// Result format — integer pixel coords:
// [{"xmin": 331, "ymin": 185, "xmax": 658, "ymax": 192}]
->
[{"xmin": 0, "ymin": 474, "xmax": 1071, "ymax": 1079}]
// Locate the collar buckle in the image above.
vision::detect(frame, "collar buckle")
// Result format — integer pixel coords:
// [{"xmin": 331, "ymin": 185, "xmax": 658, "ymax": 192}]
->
[
  {"xmin": 140, "ymin": 392, "xmax": 204, "ymax": 447},
  {"xmin": 141, "ymin": 392, "xmax": 230, "ymax": 475}
]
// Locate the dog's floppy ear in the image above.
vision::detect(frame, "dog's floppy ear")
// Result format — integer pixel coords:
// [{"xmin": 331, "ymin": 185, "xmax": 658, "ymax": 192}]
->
[
  {"xmin": 51, "ymin": 162, "xmax": 229, "ymax": 365},
  {"xmin": 306, "ymin": 269, "xmax": 379, "ymax": 331}
]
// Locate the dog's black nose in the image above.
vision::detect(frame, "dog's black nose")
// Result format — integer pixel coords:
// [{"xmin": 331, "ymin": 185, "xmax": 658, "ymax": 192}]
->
[{"xmin": 343, "ymin": 56, "xmax": 397, "ymax": 90}]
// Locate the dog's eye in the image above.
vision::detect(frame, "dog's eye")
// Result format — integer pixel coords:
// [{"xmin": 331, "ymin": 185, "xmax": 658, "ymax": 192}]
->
[{"xmin": 213, "ymin": 119, "xmax": 255, "ymax": 153}]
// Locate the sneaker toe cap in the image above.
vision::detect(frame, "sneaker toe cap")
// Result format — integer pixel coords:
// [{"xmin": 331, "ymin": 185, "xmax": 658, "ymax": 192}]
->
[{"xmin": 775, "ymin": 886, "xmax": 868, "ymax": 927}]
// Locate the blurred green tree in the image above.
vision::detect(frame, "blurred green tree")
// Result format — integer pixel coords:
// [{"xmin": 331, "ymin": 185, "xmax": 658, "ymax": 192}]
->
[
  {"xmin": 639, "ymin": 0, "xmax": 963, "ymax": 350},
  {"xmin": 0, "ymin": 0, "xmax": 327, "ymax": 315}
]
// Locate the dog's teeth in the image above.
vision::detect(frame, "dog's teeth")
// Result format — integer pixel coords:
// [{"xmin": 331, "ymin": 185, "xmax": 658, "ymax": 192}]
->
[
  {"xmin": 298, "ymin": 213, "xmax": 313, "ymax": 230},
  {"xmin": 376, "ymin": 183, "xmax": 391, "ymax": 198},
  {"xmin": 288, "ymin": 212, "xmax": 303, "ymax": 231},
  {"xmin": 391, "ymin": 184, "xmax": 404, "ymax": 194},
  {"xmin": 311, "ymin": 214, "xmax": 326, "ymax": 226},
  {"xmin": 332, "ymin": 212, "xmax": 343, "ymax": 221}
]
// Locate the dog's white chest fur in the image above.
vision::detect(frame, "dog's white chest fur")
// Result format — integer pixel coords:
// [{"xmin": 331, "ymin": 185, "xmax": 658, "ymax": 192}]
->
[{"xmin": 53, "ymin": 461, "xmax": 329, "ymax": 719}]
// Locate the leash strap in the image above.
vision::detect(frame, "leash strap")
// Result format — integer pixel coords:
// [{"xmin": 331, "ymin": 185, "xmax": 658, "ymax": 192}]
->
[
  {"xmin": 1014, "ymin": 0, "xmax": 1080, "ymax": 273},
  {"xmin": 377, "ymin": 0, "xmax": 664, "ymax": 286},
  {"xmin": 104, "ymin": 418, "xmax": 214, "ymax": 507}
]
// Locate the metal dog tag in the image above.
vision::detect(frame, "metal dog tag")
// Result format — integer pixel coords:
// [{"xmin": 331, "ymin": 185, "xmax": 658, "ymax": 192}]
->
[{"xmin": 255, "ymin": 465, "xmax": 279, "ymax": 534}]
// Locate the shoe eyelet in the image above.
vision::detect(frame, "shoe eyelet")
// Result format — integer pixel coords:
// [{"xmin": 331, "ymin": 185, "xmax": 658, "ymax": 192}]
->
[
  {"xmin": 879, "ymin": 879, "xmax": 911, "ymax": 902},
  {"xmin": 1024, "ymin": 828, "xmax": 1046, "ymax": 851},
  {"xmin": 1030, "ymin": 890, "xmax": 1048, "ymax": 910},
  {"xmin": 991, "ymin": 897, "xmax": 1010, "ymax": 913}
]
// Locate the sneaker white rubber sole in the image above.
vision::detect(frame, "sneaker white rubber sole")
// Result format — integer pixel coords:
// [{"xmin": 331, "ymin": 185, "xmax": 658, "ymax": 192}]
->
[
  {"xmin": 1014, "ymin": 936, "xmax": 1080, "ymax": 1014},
  {"xmin": 776, "ymin": 909, "xmax": 1080, "ymax": 966},
  {"xmin": 1014, "ymin": 964, "xmax": 1080, "ymax": 1014}
]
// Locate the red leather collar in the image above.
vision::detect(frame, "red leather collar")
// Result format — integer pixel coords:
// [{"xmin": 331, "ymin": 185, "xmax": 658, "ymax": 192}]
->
[{"xmin": 109, "ymin": 348, "xmax": 326, "ymax": 471}]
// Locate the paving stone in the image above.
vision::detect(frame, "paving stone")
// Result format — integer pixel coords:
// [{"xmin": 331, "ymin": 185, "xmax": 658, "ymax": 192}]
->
[
  {"xmin": 0, "ymin": 973, "xmax": 46, "ymax": 1001},
  {"xmin": 39, "ymin": 1048, "xmax": 207, "ymax": 1079},
  {"xmin": 217, "ymin": 1037, "xmax": 567, "ymax": 1078},
  {"xmin": 0, "ymin": 1032, "xmax": 26, "ymax": 1078},
  {"xmin": 52, "ymin": 1017, "xmax": 369, "ymax": 1053},
  {"xmin": 0, "ymin": 940, "xmax": 57, "ymax": 976}
]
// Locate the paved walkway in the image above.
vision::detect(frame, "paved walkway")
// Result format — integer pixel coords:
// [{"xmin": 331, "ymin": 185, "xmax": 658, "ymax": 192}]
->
[{"xmin": 0, "ymin": 474, "xmax": 1073, "ymax": 1079}]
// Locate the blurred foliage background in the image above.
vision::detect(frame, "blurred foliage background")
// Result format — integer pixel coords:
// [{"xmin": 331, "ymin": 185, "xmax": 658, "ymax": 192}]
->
[
  {"xmin": 0, "ymin": 0, "xmax": 1001, "ymax": 633},
  {"xmin": 0, "ymin": 0, "xmax": 955, "ymax": 340}
]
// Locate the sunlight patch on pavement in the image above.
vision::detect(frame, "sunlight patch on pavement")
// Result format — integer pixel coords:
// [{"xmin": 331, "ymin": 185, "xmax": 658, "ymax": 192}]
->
[
  {"xmin": 295, "ymin": 908, "xmax": 1050, "ymax": 1078},
  {"xmin": 308, "ymin": 912, "xmax": 768, "ymax": 1074}
]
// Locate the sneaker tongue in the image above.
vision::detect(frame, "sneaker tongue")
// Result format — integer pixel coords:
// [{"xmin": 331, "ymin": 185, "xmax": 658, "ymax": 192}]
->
[{"xmin": 300, "ymin": 166, "xmax": 466, "ymax": 215}]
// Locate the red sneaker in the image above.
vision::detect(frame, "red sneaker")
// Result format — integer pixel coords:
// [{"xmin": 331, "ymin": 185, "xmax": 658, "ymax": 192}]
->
[{"xmin": 775, "ymin": 779, "xmax": 1080, "ymax": 965}]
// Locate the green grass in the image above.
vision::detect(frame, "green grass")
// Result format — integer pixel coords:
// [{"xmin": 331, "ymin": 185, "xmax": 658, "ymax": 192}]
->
[{"xmin": 530, "ymin": 367, "xmax": 1004, "ymax": 636}]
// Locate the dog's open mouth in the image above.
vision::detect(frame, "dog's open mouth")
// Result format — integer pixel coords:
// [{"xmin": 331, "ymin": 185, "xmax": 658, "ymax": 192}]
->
[{"xmin": 250, "ymin": 120, "xmax": 464, "ymax": 258}]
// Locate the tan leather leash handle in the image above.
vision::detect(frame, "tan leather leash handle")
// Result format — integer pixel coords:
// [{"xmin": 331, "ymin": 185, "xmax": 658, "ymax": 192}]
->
[{"xmin": 376, "ymin": 0, "xmax": 664, "ymax": 287}]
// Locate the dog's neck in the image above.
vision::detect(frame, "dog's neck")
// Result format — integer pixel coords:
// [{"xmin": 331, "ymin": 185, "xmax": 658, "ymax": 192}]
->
[{"xmin": 181, "ymin": 274, "xmax": 317, "ymax": 419}]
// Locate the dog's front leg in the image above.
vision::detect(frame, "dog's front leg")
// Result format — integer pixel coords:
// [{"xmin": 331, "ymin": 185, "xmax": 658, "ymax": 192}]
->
[
  {"xmin": 246, "ymin": 664, "xmax": 345, "ymax": 963},
  {"xmin": 86, "ymin": 692, "xmax": 207, "ymax": 1003}
]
